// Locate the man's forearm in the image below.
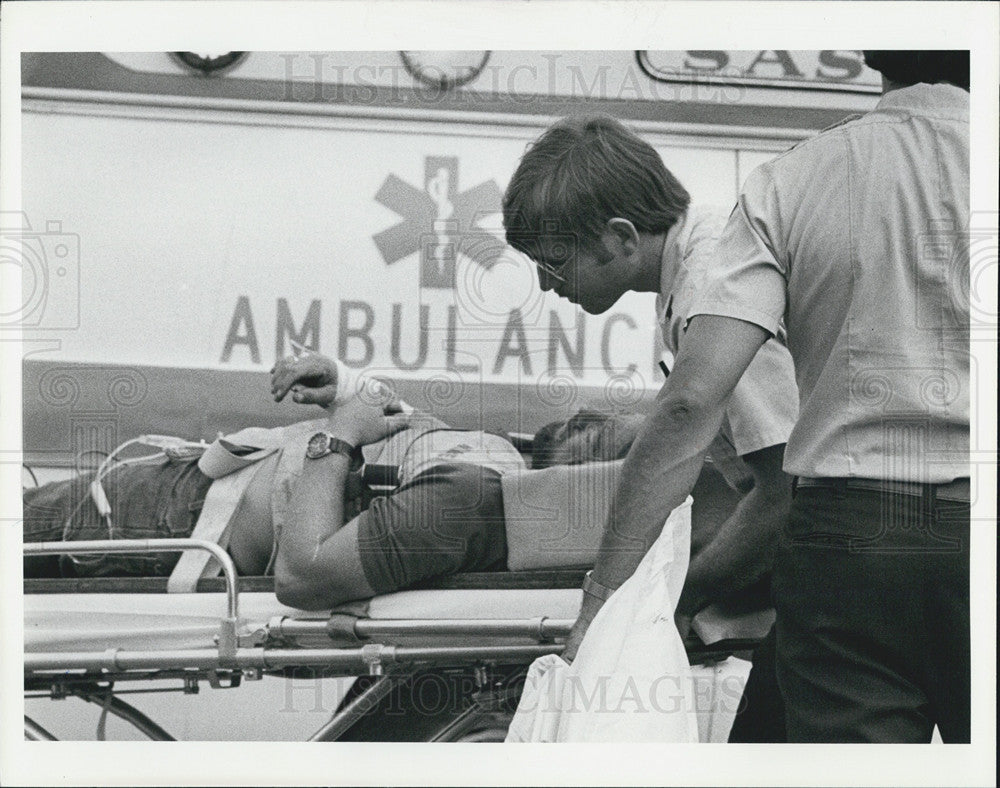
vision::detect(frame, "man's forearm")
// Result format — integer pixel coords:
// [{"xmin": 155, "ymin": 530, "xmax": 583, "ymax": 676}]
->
[
  {"xmin": 676, "ymin": 479, "xmax": 783, "ymax": 617},
  {"xmin": 589, "ymin": 396, "xmax": 726, "ymax": 594},
  {"xmin": 572, "ymin": 397, "xmax": 724, "ymax": 642},
  {"xmin": 677, "ymin": 443, "xmax": 790, "ymax": 616},
  {"xmin": 559, "ymin": 316, "xmax": 771, "ymax": 661}
]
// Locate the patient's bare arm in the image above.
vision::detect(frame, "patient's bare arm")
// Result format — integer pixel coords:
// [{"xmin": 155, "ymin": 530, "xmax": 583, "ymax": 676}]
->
[{"xmin": 273, "ymin": 391, "xmax": 408, "ymax": 609}]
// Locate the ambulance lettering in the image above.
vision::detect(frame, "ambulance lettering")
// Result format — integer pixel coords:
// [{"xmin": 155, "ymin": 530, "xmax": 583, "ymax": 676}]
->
[{"xmin": 220, "ymin": 297, "xmax": 644, "ymax": 379}]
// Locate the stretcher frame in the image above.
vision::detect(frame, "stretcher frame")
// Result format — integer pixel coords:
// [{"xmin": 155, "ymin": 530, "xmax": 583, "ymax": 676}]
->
[
  {"xmin": 24, "ymin": 520, "xmax": 763, "ymax": 743},
  {"xmin": 23, "ymin": 538, "xmax": 586, "ymax": 741}
]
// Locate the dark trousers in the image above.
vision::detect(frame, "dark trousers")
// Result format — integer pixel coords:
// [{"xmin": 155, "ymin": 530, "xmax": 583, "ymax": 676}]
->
[
  {"xmin": 773, "ymin": 486, "xmax": 970, "ymax": 742},
  {"xmin": 728, "ymin": 626, "xmax": 786, "ymax": 742},
  {"xmin": 22, "ymin": 457, "xmax": 212, "ymax": 577}
]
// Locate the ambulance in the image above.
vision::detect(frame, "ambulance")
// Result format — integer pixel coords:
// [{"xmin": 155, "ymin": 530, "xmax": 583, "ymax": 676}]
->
[
  {"xmin": 17, "ymin": 51, "xmax": 880, "ymax": 742},
  {"xmin": 16, "ymin": 50, "xmax": 880, "ymax": 475}
]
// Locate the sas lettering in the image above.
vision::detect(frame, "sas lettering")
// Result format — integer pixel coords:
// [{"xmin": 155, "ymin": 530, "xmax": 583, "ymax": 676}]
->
[{"xmin": 682, "ymin": 50, "xmax": 865, "ymax": 81}]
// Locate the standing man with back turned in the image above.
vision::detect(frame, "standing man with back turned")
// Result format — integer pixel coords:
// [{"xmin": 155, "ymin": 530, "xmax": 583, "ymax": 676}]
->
[{"xmin": 565, "ymin": 51, "xmax": 971, "ymax": 743}]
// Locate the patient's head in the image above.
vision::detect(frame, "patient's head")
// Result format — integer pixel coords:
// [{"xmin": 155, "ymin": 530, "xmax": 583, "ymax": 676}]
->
[{"xmin": 532, "ymin": 409, "xmax": 645, "ymax": 469}]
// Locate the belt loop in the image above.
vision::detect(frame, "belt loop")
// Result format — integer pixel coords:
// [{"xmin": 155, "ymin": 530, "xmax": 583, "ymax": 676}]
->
[{"xmin": 791, "ymin": 476, "xmax": 799, "ymax": 498}]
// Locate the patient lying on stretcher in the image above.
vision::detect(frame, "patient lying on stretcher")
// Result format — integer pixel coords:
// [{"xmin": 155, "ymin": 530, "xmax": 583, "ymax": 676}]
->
[{"xmin": 23, "ymin": 354, "xmax": 647, "ymax": 610}]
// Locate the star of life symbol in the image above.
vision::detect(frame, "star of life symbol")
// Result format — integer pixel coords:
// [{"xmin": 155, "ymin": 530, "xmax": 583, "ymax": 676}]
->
[{"xmin": 374, "ymin": 156, "xmax": 506, "ymax": 289}]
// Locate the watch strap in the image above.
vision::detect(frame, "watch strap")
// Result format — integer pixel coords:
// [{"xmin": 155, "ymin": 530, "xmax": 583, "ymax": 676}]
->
[
  {"xmin": 582, "ymin": 570, "xmax": 618, "ymax": 602},
  {"xmin": 324, "ymin": 436, "xmax": 357, "ymax": 461}
]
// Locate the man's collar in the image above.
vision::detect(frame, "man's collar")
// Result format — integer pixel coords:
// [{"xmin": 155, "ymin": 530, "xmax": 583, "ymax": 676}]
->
[
  {"xmin": 658, "ymin": 209, "xmax": 690, "ymax": 298},
  {"xmin": 875, "ymin": 82, "xmax": 969, "ymax": 117}
]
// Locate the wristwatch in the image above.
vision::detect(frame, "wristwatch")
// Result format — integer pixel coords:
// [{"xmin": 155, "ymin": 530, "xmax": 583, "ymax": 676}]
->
[{"xmin": 305, "ymin": 432, "xmax": 361, "ymax": 468}]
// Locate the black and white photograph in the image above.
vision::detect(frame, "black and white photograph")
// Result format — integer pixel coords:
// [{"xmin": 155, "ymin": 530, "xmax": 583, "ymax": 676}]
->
[{"xmin": 1, "ymin": 2, "xmax": 996, "ymax": 786}]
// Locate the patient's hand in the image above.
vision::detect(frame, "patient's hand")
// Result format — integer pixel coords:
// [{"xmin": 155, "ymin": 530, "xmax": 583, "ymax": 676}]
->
[
  {"xmin": 270, "ymin": 353, "xmax": 339, "ymax": 407},
  {"xmin": 327, "ymin": 394, "xmax": 410, "ymax": 447}
]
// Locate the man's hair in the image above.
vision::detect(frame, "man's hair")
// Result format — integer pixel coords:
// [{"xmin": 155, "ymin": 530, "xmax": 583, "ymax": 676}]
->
[
  {"xmin": 529, "ymin": 421, "xmax": 566, "ymax": 470},
  {"xmin": 862, "ymin": 50, "xmax": 969, "ymax": 91},
  {"xmin": 503, "ymin": 114, "xmax": 691, "ymax": 261},
  {"xmin": 531, "ymin": 409, "xmax": 641, "ymax": 470}
]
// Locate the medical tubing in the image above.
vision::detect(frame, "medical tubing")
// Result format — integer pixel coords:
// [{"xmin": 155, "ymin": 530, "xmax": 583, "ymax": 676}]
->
[
  {"xmin": 72, "ymin": 438, "xmax": 163, "ymax": 537},
  {"xmin": 61, "ymin": 435, "xmax": 196, "ymax": 556}
]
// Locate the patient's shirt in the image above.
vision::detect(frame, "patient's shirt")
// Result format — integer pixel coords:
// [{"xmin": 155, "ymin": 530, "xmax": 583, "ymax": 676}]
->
[
  {"xmin": 367, "ymin": 425, "xmax": 526, "ymax": 484},
  {"xmin": 354, "ymin": 427, "xmax": 524, "ymax": 593}
]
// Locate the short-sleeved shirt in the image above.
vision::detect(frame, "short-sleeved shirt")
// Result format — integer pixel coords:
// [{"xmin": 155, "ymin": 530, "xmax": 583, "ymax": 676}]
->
[
  {"xmin": 355, "ymin": 427, "xmax": 525, "ymax": 592},
  {"xmin": 356, "ymin": 463, "xmax": 507, "ymax": 594},
  {"xmin": 691, "ymin": 84, "xmax": 969, "ymax": 482},
  {"xmin": 656, "ymin": 205, "xmax": 798, "ymax": 478}
]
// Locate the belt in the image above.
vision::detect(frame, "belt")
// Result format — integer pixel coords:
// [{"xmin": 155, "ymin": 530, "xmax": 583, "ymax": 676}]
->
[{"xmin": 794, "ymin": 476, "xmax": 971, "ymax": 502}]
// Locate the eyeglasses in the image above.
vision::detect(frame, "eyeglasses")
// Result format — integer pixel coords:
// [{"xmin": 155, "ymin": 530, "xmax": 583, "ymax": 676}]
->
[{"xmin": 535, "ymin": 258, "xmax": 568, "ymax": 284}]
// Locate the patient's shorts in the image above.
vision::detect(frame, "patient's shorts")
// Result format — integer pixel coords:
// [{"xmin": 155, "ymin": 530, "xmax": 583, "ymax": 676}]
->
[
  {"xmin": 22, "ymin": 457, "xmax": 213, "ymax": 577},
  {"xmin": 356, "ymin": 463, "xmax": 507, "ymax": 594}
]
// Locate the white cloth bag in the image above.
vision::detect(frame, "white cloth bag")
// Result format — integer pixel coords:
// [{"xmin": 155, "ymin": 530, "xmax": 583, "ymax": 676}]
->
[{"xmin": 506, "ymin": 497, "xmax": 698, "ymax": 742}]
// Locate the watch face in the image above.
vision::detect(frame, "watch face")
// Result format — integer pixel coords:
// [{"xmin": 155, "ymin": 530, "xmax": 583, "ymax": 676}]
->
[
  {"xmin": 306, "ymin": 432, "xmax": 330, "ymax": 459},
  {"xmin": 400, "ymin": 51, "xmax": 490, "ymax": 90}
]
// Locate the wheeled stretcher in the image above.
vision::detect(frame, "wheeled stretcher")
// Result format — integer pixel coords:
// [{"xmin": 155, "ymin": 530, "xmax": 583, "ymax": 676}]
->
[
  {"xmin": 24, "ymin": 536, "xmax": 764, "ymax": 742},
  {"xmin": 23, "ymin": 440, "xmax": 771, "ymax": 742}
]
